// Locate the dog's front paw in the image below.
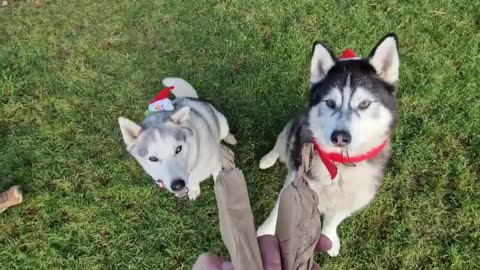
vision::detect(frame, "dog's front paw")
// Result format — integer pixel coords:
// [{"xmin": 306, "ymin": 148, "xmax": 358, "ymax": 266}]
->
[
  {"xmin": 223, "ymin": 133, "xmax": 237, "ymax": 145},
  {"xmin": 259, "ymin": 151, "xmax": 279, "ymax": 169},
  {"xmin": 187, "ymin": 186, "xmax": 201, "ymax": 201},
  {"xmin": 324, "ymin": 232, "xmax": 341, "ymax": 257}
]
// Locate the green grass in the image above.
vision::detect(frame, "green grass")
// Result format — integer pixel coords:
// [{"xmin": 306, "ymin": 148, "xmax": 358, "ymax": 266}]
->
[{"xmin": 1, "ymin": 0, "xmax": 479, "ymax": 269}]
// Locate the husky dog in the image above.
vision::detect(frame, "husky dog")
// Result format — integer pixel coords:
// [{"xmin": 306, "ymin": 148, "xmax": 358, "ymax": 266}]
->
[
  {"xmin": 118, "ymin": 78, "xmax": 236, "ymax": 200},
  {"xmin": 257, "ymin": 34, "xmax": 400, "ymax": 257}
]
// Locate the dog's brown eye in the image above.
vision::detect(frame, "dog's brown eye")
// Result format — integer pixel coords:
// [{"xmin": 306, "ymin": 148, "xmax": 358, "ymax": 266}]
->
[
  {"xmin": 175, "ymin": 146, "xmax": 182, "ymax": 154},
  {"xmin": 325, "ymin": 99, "xmax": 336, "ymax": 109},
  {"xmin": 149, "ymin": 156, "xmax": 158, "ymax": 162},
  {"xmin": 359, "ymin": 100, "xmax": 371, "ymax": 109}
]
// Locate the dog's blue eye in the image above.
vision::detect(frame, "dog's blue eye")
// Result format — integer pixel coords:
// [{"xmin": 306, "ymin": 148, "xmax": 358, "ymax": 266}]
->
[
  {"xmin": 359, "ymin": 100, "xmax": 371, "ymax": 109},
  {"xmin": 325, "ymin": 100, "xmax": 336, "ymax": 108},
  {"xmin": 175, "ymin": 146, "xmax": 182, "ymax": 154},
  {"xmin": 149, "ymin": 156, "xmax": 158, "ymax": 162}
]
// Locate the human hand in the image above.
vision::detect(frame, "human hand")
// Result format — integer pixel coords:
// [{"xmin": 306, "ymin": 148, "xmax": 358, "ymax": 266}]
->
[{"xmin": 192, "ymin": 234, "xmax": 332, "ymax": 270}]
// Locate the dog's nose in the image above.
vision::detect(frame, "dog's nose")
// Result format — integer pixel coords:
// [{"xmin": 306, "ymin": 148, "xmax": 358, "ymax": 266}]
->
[
  {"xmin": 171, "ymin": 179, "xmax": 186, "ymax": 191},
  {"xmin": 331, "ymin": 130, "xmax": 352, "ymax": 146}
]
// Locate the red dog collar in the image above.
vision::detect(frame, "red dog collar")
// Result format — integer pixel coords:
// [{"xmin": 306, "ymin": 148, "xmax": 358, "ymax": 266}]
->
[{"xmin": 313, "ymin": 138, "xmax": 389, "ymax": 180}]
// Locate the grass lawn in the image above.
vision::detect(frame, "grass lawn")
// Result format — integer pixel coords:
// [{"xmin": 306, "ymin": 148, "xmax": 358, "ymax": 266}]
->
[{"xmin": 1, "ymin": 0, "xmax": 479, "ymax": 269}]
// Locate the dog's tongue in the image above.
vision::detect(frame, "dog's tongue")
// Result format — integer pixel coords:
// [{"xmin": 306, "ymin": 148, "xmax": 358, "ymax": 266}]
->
[
  {"xmin": 175, "ymin": 189, "xmax": 188, "ymax": 198},
  {"xmin": 158, "ymin": 180, "xmax": 166, "ymax": 189}
]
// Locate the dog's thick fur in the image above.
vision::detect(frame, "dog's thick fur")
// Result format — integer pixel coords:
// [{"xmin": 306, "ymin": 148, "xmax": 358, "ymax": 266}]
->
[
  {"xmin": 118, "ymin": 78, "xmax": 236, "ymax": 200},
  {"xmin": 257, "ymin": 34, "xmax": 400, "ymax": 257}
]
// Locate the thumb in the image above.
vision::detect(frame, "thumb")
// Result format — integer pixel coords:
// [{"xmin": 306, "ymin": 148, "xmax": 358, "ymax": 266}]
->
[
  {"xmin": 258, "ymin": 235, "xmax": 282, "ymax": 270},
  {"xmin": 311, "ymin": 262, "xmax": 321, "ymax": 270},
  {"xmin": 192, "ymin": 254, "xmax": 228, "ymax": 270},
  {"xmin": 315, "ymin": 234, "xmax": 332, "ymax": 252}
]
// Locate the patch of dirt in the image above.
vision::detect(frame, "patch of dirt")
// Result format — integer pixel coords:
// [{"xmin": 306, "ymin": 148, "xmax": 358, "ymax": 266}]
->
[
  {"xmin": 73, "ymin": 22, "xmax": 85, "ymax": 33},
  {"xmin": 100, "ymin": 40, "xmax": 113, "ymax": 50},
  {"xmin": 58, "ymin": 47, "xmax": 73, "ymax": 59},
  {"xmin": 32, "ymin": 0, "xmax": 47, "ymax": 8}
]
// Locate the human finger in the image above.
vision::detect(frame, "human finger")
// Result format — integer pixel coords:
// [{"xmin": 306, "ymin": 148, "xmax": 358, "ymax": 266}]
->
[
  {"xmin": 258, "ymin": 235, "xmax": 282, "ymax": 270},
  {"xmin": 315, "ymin": 234, "xmax": 332, "ymax": 252},
  {"xmin": 192, "ymin": 254, "xmax": 233, "ymax": 270}
]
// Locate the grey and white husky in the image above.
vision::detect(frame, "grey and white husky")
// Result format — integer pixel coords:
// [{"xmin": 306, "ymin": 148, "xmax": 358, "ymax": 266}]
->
[
  {"xmin": 257, "ymin": 34, "xmax": 400, "ymax": 257},
  {"xmin": 118, "ymin": 78, "xmax": 236, "ymax": 200}
]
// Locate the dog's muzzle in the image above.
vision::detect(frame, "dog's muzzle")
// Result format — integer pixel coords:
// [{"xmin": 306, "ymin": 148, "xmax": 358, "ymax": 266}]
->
[{"xmin": 156, "ymin": 179, "xmax": 189, "ymax": 198}]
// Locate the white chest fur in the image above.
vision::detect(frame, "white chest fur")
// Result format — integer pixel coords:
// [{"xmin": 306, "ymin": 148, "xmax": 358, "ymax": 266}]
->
[{"xmin": 306, "ymin": 154, "xmax": 383, "ymax": 215}]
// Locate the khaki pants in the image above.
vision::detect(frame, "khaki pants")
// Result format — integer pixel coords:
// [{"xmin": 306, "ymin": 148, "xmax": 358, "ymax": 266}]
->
[{"xmin": 212, "ymin": 144, "xmax": 321, "ymax": 270}]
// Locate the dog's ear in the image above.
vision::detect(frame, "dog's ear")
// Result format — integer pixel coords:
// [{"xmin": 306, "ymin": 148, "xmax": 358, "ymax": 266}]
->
[
  {"xmin": 369, "ymin": 33, "xmax": 400, "ymax": 84},
  {"xmin": 171, "ymin": 106, "xmax": 190, "ymax": 125},
  {"xmin": 310, "ymin": 42, "xmax": 336, "ymax": 84},
  {"xmin": 118, "ymin": 117, "xmax": 142, "ymax": 146}
]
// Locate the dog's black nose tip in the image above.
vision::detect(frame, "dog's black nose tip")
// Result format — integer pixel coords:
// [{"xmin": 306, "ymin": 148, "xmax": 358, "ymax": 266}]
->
[
  {"xmin": 331, "ymin": 130, "xmax": 352, "ymax": 146},
  {"xmin": 171, "ymin": 179, "xmax": 186, "ymax": 191}
]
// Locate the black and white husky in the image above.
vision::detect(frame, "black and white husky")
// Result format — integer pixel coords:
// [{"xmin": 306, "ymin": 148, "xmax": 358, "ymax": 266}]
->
[
  {"xmin": 118, "ymin": 78, "xmax": 236, "ymax": 200},
  {"xmin": 257, "ymin": 34, "xmax": 400, "ymax": 257}
]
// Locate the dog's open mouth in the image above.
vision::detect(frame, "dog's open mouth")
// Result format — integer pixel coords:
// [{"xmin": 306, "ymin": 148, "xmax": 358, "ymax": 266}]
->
[{"xmin": 175, "ymin": 188, "xmax": 189, "ymax": 198}]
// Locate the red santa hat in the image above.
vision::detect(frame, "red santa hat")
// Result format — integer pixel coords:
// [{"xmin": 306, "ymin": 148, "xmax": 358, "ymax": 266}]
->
[
  {"xmin": 338, "ymin": 49, "xmax": 360, "ymax": 61},
  {"xmin": 146, "ymin": 86, "xmax": 175, "ymax": 116}
]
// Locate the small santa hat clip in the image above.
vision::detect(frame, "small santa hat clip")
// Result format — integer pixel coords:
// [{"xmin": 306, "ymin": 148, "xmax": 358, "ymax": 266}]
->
[
  {"xmin": 339, "ymin": 49, "xmax": 360, "ymax": 61},
  {"xmin": 146, "ymin": 86, "xmax": 175, "ymax": 116}
]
